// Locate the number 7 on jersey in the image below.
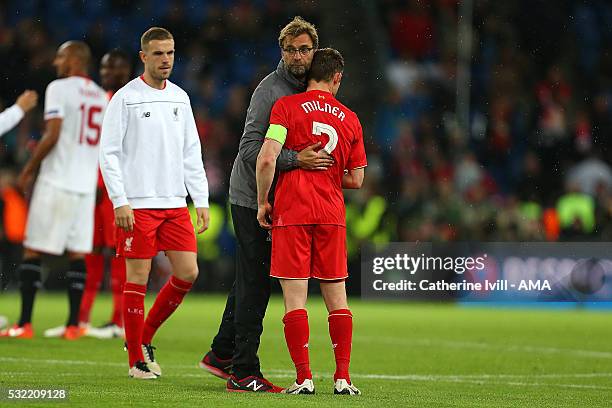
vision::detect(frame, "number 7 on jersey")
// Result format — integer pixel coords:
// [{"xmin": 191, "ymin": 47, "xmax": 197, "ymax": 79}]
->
[{"xmin": 312, "ymin": 121, "xmax": 338, "ymax": 154}]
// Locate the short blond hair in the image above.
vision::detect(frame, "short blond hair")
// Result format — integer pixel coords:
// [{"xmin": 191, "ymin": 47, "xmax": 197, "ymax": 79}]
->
[
  {"xmin": 141, "ymin": 27, "xmax": 173, "ymax": 50},
  {"xmin": 278, "ymin": 16, "xmax": 318, "ymax": 49}
]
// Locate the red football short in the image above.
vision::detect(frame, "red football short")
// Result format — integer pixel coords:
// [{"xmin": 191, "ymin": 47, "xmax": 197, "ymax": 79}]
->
[
  {"xmin": 93, "ymin": 192, "xmax": 116, "ymax": 248},
  {"xmin": 270, "ymin": 224, "xmax": 347, "ymax": 280},
  {"xmin": 115, "ymin": 207, "xmax": 197, "ymax": 259}
]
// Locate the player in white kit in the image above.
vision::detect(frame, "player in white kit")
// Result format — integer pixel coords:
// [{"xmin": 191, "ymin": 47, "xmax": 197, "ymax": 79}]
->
[{"xmin": 0, "ymin": 41, "xmax": 108, "ymax": 340}]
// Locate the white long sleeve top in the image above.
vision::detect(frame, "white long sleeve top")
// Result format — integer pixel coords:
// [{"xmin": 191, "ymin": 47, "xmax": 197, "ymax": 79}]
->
[
  {"xmin": 0, "ymin": 104, "xmax": 24, "ymax": 137},
  {"xmin": 99, "ymin": 76, "xmax": 209, "ymax": 209}
]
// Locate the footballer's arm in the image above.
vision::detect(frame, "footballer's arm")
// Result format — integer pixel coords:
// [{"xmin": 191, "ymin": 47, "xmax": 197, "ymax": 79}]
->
[
  {"xmin": 342, "ymin": 167, "xmax": 365, "ymax": 189},
  {"xmin": 256, "ymin": 138, "xmax": 283, "ymax": 229},
  {"xmin": 17, "ymin": 118, "xmax": 62, "ymax": 191}
]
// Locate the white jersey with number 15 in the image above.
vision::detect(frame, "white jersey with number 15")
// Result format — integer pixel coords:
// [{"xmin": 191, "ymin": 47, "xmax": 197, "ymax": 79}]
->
[{"xmin": 38, "ymin": 76, "xmax": 107, "ymax": 194}]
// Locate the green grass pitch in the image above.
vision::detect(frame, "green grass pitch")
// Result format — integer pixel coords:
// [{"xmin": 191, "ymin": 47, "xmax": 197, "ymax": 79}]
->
[{"xmin": 0, "ymin": 293, "xmax": 611, "ymax": 407}]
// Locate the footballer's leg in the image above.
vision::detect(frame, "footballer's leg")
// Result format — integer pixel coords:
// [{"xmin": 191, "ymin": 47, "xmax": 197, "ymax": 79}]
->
[
  {"xmin": 109, "ymin": 255, "xmax": 126, "ymax": 333},
  {"xmin": 320, "ymin": 281, "xmax": 360, "ymax": 395},
  {"xmin": 139, "ymin": 208, "xmax": 199, "ymax": 377},
  {"xmin": 79, "ymin": 200, "xmax": 106, "ymax": 334},
  {"xmin": 314, "ymin": 225, "xmax": 360, "ymax": 395},
  {"xmin": 124, "ymin": 257, "xmax": 156, "ymax": 379},
  {"xmin": 0, "ymin": 248, "xmax": 41, "ymax": 339},
  {"xmin": 266, "ymin": 225, "xmax": 314, "ymax": 394},
  {"xmin": 62, "ymin": 254, "xmax": 87, "ymax": 340},
  {"xmin": 58, "ymin": 189, "xmax": 95, "ymax": 340},
  {"xmin": 141, "ymin": 250, "xmax": 197, "ymax": 377},
  {"xmin": 85, "ymin": 255, "xmax": 126, "ymax": 339},
  {"xmin": 78, "ymin": 250, "xmax": 105, "ymax": 333},
  {"xmin": 279, "ymin": 279, "xmax": 314, "ymax": 395},
  {"xmin": 94, "ymin": 200, "xmax": 127, "ymax": 339}
]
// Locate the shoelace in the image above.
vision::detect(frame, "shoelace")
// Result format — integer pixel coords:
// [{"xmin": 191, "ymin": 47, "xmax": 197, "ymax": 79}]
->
[
  {"xmin": 135, "ymin": 361, "xmax": 151, "ymax": 372},
  {"xmin": 143, "ymin": 344, "xmax": 156, "ymax": 361}
]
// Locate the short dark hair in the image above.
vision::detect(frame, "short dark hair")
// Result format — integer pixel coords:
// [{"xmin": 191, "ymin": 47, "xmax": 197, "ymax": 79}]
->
[
  {"xmin": 141, "ymin": 27, "xmax": 173, "ymax": 50},
  {"xmin": 308, "ymin": 48, "xmax": 344, "ymax": 83},
  {"xmin": 278, "ymin": 16, "xmax": 319, "ymax": 49},
  {"xmin": 104, "ymin": 48, "xmax": 131, "ymax": 65}
]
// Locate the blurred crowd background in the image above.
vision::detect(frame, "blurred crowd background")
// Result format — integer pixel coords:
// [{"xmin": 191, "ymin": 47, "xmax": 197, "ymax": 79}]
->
[{"xmin": 0, "ymin": 0, "xmax": 610, "ymax": 292}]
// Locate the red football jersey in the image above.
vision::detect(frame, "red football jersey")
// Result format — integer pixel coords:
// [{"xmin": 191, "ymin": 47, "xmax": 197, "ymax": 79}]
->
[{"xmin": 268, "ymin": 89, "xmax": 367, "ymax": 226}]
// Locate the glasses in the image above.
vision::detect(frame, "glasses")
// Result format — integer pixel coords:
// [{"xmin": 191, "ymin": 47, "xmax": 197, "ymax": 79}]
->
[{"xmin": 282, "ymin": 47, "xmax": 314, "ymax": 56}]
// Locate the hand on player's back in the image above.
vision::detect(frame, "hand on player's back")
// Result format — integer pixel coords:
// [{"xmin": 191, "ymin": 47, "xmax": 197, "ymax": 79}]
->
[
  {"xmin": 16, "ymin": 90, "xmax": 38, "ymax": 113},
  {"xmin": 297, "ymin": 142, "xmax": 334, "ymax": 170},
  {"xmin": 115, "ymin": 205, "xmax": 135, "ymax": 232}
]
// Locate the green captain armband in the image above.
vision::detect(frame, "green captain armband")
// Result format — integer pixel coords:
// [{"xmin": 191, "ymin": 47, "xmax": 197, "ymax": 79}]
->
[{"xmin": 265, "ymin": 124, "xmax": 287, "ymax": 145}]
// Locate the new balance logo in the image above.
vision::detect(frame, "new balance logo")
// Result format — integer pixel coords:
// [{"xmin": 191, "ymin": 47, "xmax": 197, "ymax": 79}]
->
[
  {"xmin": 173, "ymin": 107, "xmax": 179, "ymax": 121},
  {"xmin": 141, "ymin": 111, "xmax": 151, "ymax": 118},
  {"xmin": 247, "ymin": 380, "xmax": 263, "ymax": 392}
]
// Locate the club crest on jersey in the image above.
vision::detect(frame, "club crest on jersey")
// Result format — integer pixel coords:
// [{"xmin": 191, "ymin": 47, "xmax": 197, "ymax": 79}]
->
[
  {"xmin": 125, "ymin": 237, "xmax": 133, "ymax": 252},
  {"xmin": 173, "ymin": 107, "xmax": 179, "ymax": 121}
]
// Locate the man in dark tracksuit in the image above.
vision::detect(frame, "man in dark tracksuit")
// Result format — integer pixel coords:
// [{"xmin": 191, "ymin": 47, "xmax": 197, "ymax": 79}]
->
[{"xmin": 199, "ymin": 17, "xmax": 334, "ymax": 392}]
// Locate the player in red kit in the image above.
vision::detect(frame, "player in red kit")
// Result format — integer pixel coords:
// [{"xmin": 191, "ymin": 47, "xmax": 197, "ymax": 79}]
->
[
  {"xmin": 100, "ymin": 28, "xmax": 209, "ymax": 380},
  {"xmin": 78, "ymin": 50, "xmax": 132, "ymax": 339},
  {"xmin": 256, "ymin": 48, "xmax": 366, "ymax": 395}
]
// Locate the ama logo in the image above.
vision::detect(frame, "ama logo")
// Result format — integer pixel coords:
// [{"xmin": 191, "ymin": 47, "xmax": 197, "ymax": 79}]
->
[{"xmin": 517, "ymin": 280, "xmax": 551, "ymax": 291}]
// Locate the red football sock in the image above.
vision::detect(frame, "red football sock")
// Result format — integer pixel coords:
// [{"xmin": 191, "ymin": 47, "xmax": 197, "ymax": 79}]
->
[
  {"xmin": 328, "ymin": 309, "xmax": 353, "ymax": 382},
  {"xmin": 123, "ymin": 282, "xmax": 146, "ymax": 367},
  {"xmin": 283, "ymin": 309, "xmax": 312, "ymax": 383},
  {"xmin": 79, "ymin": 253, "xmax": 104, "ymax": 324},
  {"xmin": 110, "ymin": 256, "xmax": 126, "ymax": 327},
  {"xmin": 141, "ymin": 276, "xmax": 192, "ymax": 345}
]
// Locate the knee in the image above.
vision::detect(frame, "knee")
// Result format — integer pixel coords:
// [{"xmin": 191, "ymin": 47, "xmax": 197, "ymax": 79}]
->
[
  {"xmin": 175, "ymin": 266, "xmax": 199, "ymax": 283},
  {"xmin": 284, "ymin": 296, "xmax": 307, "ymax": 313},
  {"xmin": 325, "ymin": 296, "xmax": 348, "ymax": 313},
  {"xmin": 126, "ymin": 268, "xmax": 149, "ymax": 285}
]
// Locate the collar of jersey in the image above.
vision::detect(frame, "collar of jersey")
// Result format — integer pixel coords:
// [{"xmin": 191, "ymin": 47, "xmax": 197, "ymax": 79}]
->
[
  {"xmin": 139, "ymin": 75, "xmax": 167, "ymax": 90},
  {"xmin": 305, "ymin": 89, "xmax": 334, "ymax": 98}
]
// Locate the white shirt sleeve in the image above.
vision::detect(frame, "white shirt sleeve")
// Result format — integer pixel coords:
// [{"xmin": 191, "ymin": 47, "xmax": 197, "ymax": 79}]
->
[
  {"xmin": 44, "ymin": 81, "xmax": 64, "ymax": 120},
  {"xmin": 183, "ymin": 98, "xmax": 209, "ymax": 208},
  {"xmin": 0, "ymin": 104, "xmax": 24, "ymax": 137},
  {"xmin": 100, "ymin": 92, "xmax": 129, "ymax": 208}
]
